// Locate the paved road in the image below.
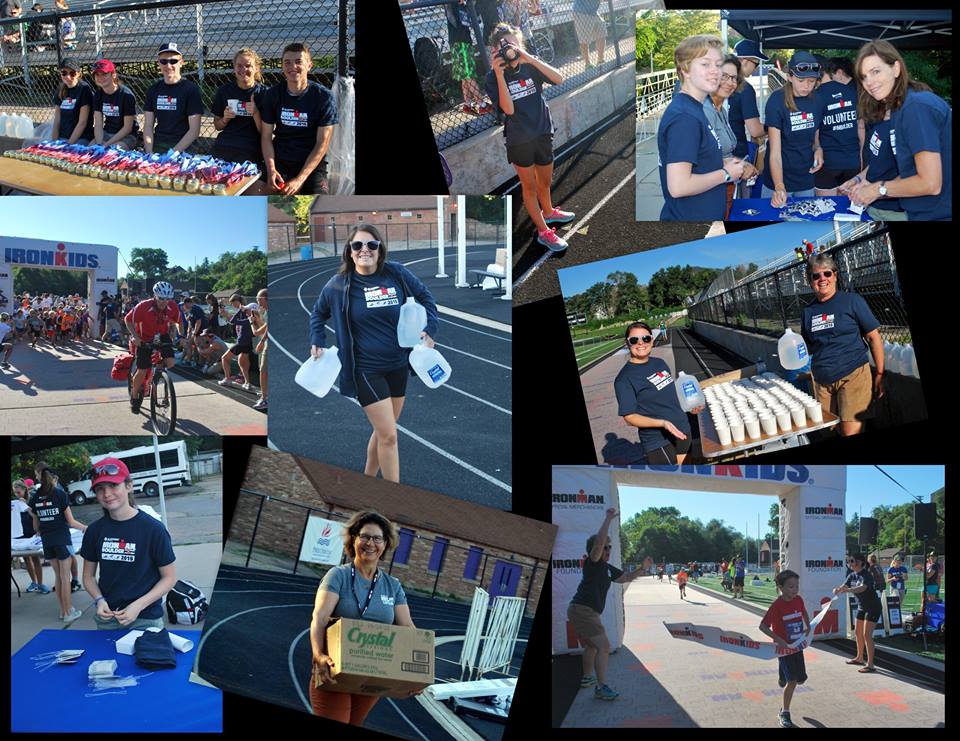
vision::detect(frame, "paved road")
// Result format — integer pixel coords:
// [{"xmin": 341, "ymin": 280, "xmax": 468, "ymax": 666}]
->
[
  {"xmin": 267, "ymin": 249, "xmax": 512, "ymax": 508},
  {"xmin": 0, "ymin": 339, "xmax": 266, "ymax": 435}
]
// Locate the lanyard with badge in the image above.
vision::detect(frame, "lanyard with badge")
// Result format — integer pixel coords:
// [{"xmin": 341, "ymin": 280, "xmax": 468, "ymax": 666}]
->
[{"xmin": 351, "ymin": 565, "xmax": 379, "ymax": 619}]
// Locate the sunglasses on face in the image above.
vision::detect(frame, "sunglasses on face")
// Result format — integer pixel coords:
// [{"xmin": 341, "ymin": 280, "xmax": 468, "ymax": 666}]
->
[
  {"xmin": 350, "ymin": 240, "xmax": 381, "ymax": 252},
  {"xmin": 811, "ymin": 270, "xmax": 834, "ymax": 280},
  {"xmin": 357, "ymin": 534, "xmax": 384, "ymax": 544},
  {"xmin": 791, "ymin": 63, "xmax": 821, "ymax": 74},
  {"xmin": 93, "ymin": 463, "xmax": 121, "ymax": 477},
  {"xmin": 60, "ymin": 69, "xmax": 78, "ymax": 77},
  {"xmin": 627, "ymin": 335, "xmax": 653, "ymax": 345},
  {"xmin": 158, "ymin": 58, "xmax": 181, "ymax": 66}
]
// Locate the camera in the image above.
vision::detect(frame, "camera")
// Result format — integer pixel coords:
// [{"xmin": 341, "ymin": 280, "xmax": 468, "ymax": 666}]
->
[{"xmin": 496, "ymin": 38, "xmax": 521, "ymax": 63}]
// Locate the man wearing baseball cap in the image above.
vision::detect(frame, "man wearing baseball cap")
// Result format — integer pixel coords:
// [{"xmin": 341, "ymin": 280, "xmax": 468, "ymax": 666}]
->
[
  {"xmin": 91, "ymin": 58, "xmax": 140, "ymax": 149},
  {"xmin": 143, "ymin": 42, "xmax": 203, "ymax": 154},
  {"xmin": 79, "ymin": 458, "xmax": 177, "ymax": 630},
  {"xmin": 729, "ymin": 38, "xmax": 768, "ymax": 161}
]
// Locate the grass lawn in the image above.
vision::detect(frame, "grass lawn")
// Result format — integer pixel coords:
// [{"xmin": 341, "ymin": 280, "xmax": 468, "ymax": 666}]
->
[{"xmin": 575, "ymin": 338, "xmax": 623, "ymax": 370}]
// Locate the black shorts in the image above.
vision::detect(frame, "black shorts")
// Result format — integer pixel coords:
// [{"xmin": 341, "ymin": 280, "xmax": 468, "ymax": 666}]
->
[
  {"xmin": 506, "ymin": 133, "xmax": 554, "ymax": 168},
  {"xmin": 212, "ymin": 141, "xmax": 264, "ymax": 171},
  {"xmin": 42, "ymin": 543, "xmax": 74, "ymax": 561},
  {"xmin": 135, "ymin": 335, "xmax": 175, "ymax": 370},
  {"xmin": 227, "ymin": 343, "xmax": 255, "ymax": 357},
  {"xmin": 643, "ymin": 434, "xmax": 692, "ymax": 464},
  {"xmin": 734, "ymin": 575, "xmax": 745, "ymax": 587},
  {"xmin": 273, "ymin": 159, "xmax": 329, "ymax": 195},
  {"xmin": 815, "ymin": 166, "xmax": 860, "ymax": 190},
  {"xmin": 778, "ymin": 651, "xmax": 807, "ymax": 684},
  {"xmin": 355, "ymin": 366, "xmax": 409, "ymax": 408},
  {"xmin": 856, "ymin": 607, "xmax": 882, "ymax": 623}
]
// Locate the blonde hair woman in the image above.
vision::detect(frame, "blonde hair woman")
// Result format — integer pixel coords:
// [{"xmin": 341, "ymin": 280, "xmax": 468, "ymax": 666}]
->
[{"xmin": 212, "ymin": 48, "xmax": 266, "ymax": 173}]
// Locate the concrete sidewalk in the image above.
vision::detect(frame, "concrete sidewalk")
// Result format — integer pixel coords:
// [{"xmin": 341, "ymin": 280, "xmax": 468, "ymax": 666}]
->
[
  {"xmin": 558, "ymin": 575, "xmax": 944, "ymax": 728},
  {"xmin": 10, "ymin": 542, "xmax": 222, "ymax": 655}
]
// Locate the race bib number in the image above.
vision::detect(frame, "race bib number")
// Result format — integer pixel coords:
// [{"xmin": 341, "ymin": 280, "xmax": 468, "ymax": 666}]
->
[
  {"xmin": 364, "ymin": 286, "xmax": 399, "ymax": 309},
  {"xmin": 102, "ymin": 537, "xmax": 137, "ymax": 563},
  {"xmin": 647, "ymin": 369, "xmax": 673, "ymax": 391},
  {"xmin": 156, "ymin": 95, "xmax": 178, "ymax": 111},
  {"xmin": 281, "ymin": 107, "xmax": 310, "ymax": 127},
  {"xmin": 810, "ymin": 313, "xmax": 835, "ymax": 332}
]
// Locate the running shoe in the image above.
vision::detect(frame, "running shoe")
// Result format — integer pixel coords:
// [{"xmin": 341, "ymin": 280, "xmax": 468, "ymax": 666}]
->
[
  {"xmin": 71, "ymin": 579, "xmax": 82, "ymax": 593},
  {"xmin": 542, "ymin": 207, "xmax": 576, "ymax": 224},
  {"xmin": 778, "ymin": 710, "xmax": 797, "ymax": 728},
  {"xmin": 594, "ymin": 684, "xmax": 619, "ymax": 701},
  {"xmin": 241, "ymin": 382, "xmax": 253, "ymax": 392},
  {"xmin": 36, "ymin": 583, "xmax": 52, "ymax": 594},
  {"xmin": 62, "ymin": 607, "xmax": 83, "ymax": 623},
  {"xmin": 217, "ymin": 378, "xmax": 232, "ymax": 386},
  {"xmin": 537, "ymin": 227, "xmax": 568, "ymax": 253},
  {"xmin": 26, "ymin": 582, "xmax": 39, "ymax": 593},
  {"xmin": 579, "ymin": 675, "xmax": 597, "ymax": 688},
  {"xmin": 130, "ymin": 396, "xmax": 142, "ymax": 414},
  {"xmin": 1, "ymin": 361, "xmax": 10, "ymax": 369},
  {"xmin": 253, "ymin": 398, "xmax": 268, "ymax": 411},
  {"xmin": 475, "ymin": 102, "xmax": 493, "ymax": 115}
]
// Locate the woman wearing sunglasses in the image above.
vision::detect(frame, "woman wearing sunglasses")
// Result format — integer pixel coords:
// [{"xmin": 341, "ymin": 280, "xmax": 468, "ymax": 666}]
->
[
  {"xmin": 309, "ymin": 225, "xmax": 438, "ymax": 483},
  {"xmin": 567, "ymin": 507, "xmax": 645, "ymax": 702},
  {"xmin": 51, "ymin": 58, "xmax": 94, "ymax": 144},
  {"xmin": 799, "ymin": 254, "xmax": 884, "ymax": 437},
  {"xmin": 763, "ymin": 52, "xmax": 825, "ymax": 208},
  {"xmin": 79, "ymin": 458, "xmax": 177, "ymax": 630},
  {"xmin": 310, "ymin": 511, "xmax": 420, "ymax": 727},
  {"xmin": 614, "ymin": 322, "xmax": 701, "ymax": 464},
  {"xmin": 841, "ymin": 40, "xmax": 951, "ymax": 221}
]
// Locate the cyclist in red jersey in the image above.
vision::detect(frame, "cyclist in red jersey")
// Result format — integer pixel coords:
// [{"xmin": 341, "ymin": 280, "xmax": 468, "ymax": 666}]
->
[{"xmin": 124, "ymin": 281, "xmax": 182, "ymax": 414}]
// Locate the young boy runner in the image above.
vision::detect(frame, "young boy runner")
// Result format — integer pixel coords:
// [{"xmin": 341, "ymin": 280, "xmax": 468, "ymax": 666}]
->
[
  {"xmin": 759, "ymin": 570, "xmax": 811, "ymax": 728},
  {"xmin": 676, "ymin": 567, "xmax": 688, "ymax": 599}
]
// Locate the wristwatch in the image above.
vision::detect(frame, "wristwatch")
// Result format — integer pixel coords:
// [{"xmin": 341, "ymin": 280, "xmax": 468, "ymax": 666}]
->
[
  {"xmin": 878, "ymin": 181, "xmax": 888, "ymax": 197},
  {"xmin": 722, "ymin": 169, "xmax": 732, "ymax": 183}
]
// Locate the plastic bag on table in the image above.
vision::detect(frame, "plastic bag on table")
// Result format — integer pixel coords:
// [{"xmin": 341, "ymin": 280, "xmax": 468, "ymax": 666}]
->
[
  {"xmin": 22, "ymin": 121, "xmax": 53, "ymax": 148},
  {"xmin": 326, "ymin": 75, "xmax": 355, "ymax": 195}
]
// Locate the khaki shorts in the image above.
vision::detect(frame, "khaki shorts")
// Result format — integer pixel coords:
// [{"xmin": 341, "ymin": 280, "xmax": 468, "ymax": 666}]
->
[
  {"xmin": 567, "ymin": 602, "xmax": 606, "ymax": 641},
  {"xmin": 814, "ymin": 362, "xmax": 874, "ymax": 422},
  {"xmin": 573, "ymin": 12, "xmax": 606, "ymax": 45}
]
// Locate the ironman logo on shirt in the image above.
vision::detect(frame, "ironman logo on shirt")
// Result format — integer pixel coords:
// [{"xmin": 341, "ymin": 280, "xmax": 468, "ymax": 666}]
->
[
  {"xmin": 810, "ymin": 313, "xmax": 835, "ymax": 332},
  {"xmin": 508, "ymin": 77, "xmax": 538, "ymax": 100},
  {"xmin": 102, "ymin": 103, "xmax": 120, "ymax": 117},
  {"xmin": 102, "ymin": 537, "xmax": 137, "ymax": 563},
  {"xmin": 156, "ymin": 95, "xmax": 178, "ymax": 111},
  {"xmin": 647, "ymin": 369, "xmax": 673, "ymax": 391},
  {"xmin": 280, "ymin": 108, "xmax": 309, "ymax": 127},
  {"xmin": 364, "ymin": 286, "xmax": 399, "ymax": 309},
  {"xmin": 788, "ymin": 110, "xmax": 816, "ymax": 132}
]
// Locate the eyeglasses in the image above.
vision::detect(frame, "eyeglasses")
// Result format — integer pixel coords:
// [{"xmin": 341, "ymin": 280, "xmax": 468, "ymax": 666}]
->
[
  {"xmin": 627, "ymin": 335, "xmax": 653, "ymax": 345},
  {"xmin": 350, "ymin": 240, "xmax": 381, "ymax": 252},
  {"xmin": 158, "ymin": 58, "xmax": 181, "ymax": 66},
  {"xmin": 791, "ymin": 63, "xmax": 821, "ymax": 74},
  {"xmin": 603, "ymin": 545, "xmax": 612, "ymax": 551},
  {"xmin": 720, "ymin": 73, "xmax": 738, "ymax": 83},
  {"xmin": 92, "ymin": 463, "xmax": 121, "ymax": 477},
  {"xmin": 357, "ymin": 534, "xmax": 384, "ymax": 544},
  {"xmin": 60, "ymin": 69, "xmax": 78, "ymax": 77},
  {"xmin": 811, "ymin": 270, "xmax": 834, "ymax": 280}
]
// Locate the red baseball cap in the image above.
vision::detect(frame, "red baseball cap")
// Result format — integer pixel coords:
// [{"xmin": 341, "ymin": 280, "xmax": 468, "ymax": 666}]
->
[
  {"xmin": 93, "ymin": 59, "xmax": 116, "ymax": 74},
  {"xmin": 91, "ymin": 457, "xmax": 130, "ymax": 488}
]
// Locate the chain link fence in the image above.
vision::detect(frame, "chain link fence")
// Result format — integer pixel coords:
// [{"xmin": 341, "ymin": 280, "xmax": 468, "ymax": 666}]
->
[
  {"xmin": 1, "ymin": 0, "xmax": 355, "ymax": 153},
  {"xmin": 689, "ymin": 224, "xmax": 912, "ymax": 344},
  {"xmin": 401, "ymin": 0, "xmax": 640, "ymax": 150}
]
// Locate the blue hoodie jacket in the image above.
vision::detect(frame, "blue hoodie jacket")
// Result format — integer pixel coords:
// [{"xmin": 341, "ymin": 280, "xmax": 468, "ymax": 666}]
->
[{"xmin": 309, "ymin": 261, "xmax": 440, "ymax": 399}]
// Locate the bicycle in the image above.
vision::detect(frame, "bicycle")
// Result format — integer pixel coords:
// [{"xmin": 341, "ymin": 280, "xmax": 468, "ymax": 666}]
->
[
  {"xmin": 127, "ymin": 335, "xmax": 177, "ymax": 437},
  {"xmin": 525, "ymin": 0, "xmax": 555, "ymax": 65}
]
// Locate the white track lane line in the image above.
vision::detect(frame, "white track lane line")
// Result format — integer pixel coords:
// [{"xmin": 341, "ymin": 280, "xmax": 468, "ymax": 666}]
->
[
  {"xmin": 438, "ymin": 316, "xmax": 511, "ymax": 340},
  {"xmin": 513, "ymin": 165, "xmax": 637, "ymax": 290}
]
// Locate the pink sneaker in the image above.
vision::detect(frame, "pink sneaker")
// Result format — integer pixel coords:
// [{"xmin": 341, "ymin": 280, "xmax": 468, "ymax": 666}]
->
[
  {"xmin": 537, "ymin": 227, "xmax": 568, "ymax": 253},
  {"xmin": 543, "ymin": 207, "xmax": 575, "ymax": 224}
]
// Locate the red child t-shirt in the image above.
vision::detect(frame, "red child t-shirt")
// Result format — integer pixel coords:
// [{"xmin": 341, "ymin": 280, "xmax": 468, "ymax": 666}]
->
[
  {"xmin": 676, "ymin": 571, "xmax": 688, "ymax": 585},
  {"xmin": 761, "ymin": 595, "xmax": 807, "ymax": 644}
]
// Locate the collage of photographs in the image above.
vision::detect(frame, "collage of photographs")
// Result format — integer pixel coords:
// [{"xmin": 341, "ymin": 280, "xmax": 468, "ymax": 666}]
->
[{"xmin": 1, "ymin": 0, "xmax": 947, "ymax": 736}]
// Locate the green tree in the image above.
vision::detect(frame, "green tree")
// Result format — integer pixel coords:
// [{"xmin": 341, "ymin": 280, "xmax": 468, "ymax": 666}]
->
[
  {"xmin": 269, "ymin": 195, "xmax": 315, "ymax": 236},
  {"xmin": 635, "ymin": 9, "xmax": 721, "ymax": 73},
  {"xmin": 468, "ymin": 195, "xmax": 503, "ymax": 224},
  {"xmin": 204, "ymin": 248, "xmax": 267, "ymax": 297},
  {"xmin": 13, "ymin": 267, "xmax": 87, "ymax": 297},
  {"xmin": 128, "ymin": 248, "xmax": 170, "ymax": 280}
]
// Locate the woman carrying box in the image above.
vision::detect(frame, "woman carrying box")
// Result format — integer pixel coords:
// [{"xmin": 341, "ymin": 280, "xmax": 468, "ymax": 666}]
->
[{"xmin": 309, "ymin": 511, "xmax": 421, "ymax": 727}]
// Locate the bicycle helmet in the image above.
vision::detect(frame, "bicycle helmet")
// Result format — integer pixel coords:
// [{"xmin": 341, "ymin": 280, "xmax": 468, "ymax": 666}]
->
[{"xmin": 152, "ymin": 281, "xmax": 175, "ymax": 300}]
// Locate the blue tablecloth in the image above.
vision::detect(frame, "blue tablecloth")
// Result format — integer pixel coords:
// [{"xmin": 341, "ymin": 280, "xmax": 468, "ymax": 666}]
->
[
  {"xmin": 729, "ymin": 196, "xmax": 871, "ymax": 221},
  {"xmin": 11, "ymin": 629, "xmax": 222, "ymax": 732}
]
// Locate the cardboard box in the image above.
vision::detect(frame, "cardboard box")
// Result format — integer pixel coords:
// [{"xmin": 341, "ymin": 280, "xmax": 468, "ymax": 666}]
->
[{"xmin": 321, "ymin": 617, "xmax": 434, "ymax": 698}]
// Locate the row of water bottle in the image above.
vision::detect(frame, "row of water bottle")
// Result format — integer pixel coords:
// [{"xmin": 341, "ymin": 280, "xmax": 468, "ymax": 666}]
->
[
  {"xmin": 0, "ymin": 112, "xmax": 34, "ymax": 138},
  {"xmin": 872, "ymin": 341, "xmax": 919, "ymax": 378},
  {"xmin": 295, "ymin": 297, "xmax": 451, "ymax": 397}
]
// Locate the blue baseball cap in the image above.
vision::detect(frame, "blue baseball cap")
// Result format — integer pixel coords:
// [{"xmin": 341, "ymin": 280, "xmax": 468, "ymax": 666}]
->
[
  {"xmin": 734, "ymin": 39, "xmax": 769, "ymax": 62},
  {"xmin": 789, "ymin": 51, "xmax": 821, "ymax": 78}
]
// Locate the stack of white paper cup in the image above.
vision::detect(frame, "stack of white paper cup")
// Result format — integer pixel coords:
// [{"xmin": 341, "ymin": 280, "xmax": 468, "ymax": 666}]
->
[
  {"xmin": 775, "ymin": 408, "xmax": 792, "ymax": 432},
  {"xmin": 759, "ymin": 411, "xmax": 777, "ymax": 436},
  {"xmin": 790, "ymin": 405, "xmax": 806, "ymax": 427},
  {"xmin": 804, "ymin": 400, "xmax": 823, "ymax": 423},
  {"xmin": 730, "ymin": 417, "xmax": 745, "ymax": 442},
  {"xmin": 715, "ymin": 419, "xmax": 731, "ymax": 446}
]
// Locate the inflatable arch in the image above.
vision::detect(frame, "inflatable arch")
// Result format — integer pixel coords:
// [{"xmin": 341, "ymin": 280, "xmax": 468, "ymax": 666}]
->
[
  {"xmin": 1, "ymin": 236, "xmax": 120, "ymax": 311},
  {"xmin": 552, "ymin": 465, "xmax": 848, "ymax": 655}
]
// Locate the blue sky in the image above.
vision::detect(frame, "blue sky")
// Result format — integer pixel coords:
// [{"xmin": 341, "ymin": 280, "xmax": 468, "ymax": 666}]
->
[
  {"xmin": 557, "ymin": 221, "xmax": 862, "ymax": 298},
  {"xmin": 618, "ymin": 466, "xmax": 944, "ymax": 544},
  {"xmin": 0, "ymin": 197, "xmax": 266, "ymax": 274}
]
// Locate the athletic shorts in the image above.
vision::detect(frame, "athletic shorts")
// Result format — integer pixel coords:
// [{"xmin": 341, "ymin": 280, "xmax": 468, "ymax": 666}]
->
[
  {"xmin": 814, "ymin": 362, "xmax": 874, "ymax": 423},
  {"xmin": 778, "ymin": 650, "xmax": 807, "ymax": 684},
  {"xmin": 272, "ymin": 159, "xmax": 329, "ymax": 195},
  {"xmin": 212, "ymin": 141, "xmax": 263, "ymax": 171},
  {"xmin": 734, "ymin": 575, "xmax": 745, "ymax": 587},
  {"xmin": 135, "ymin": 335, "xmax": 175, "ymax": 370},
  {"xmin": 228, "ymin": 342, "xmax": 255, "ymax": 357},
  {"xmin": 855, "ymin": 607, "xmax": 882, "ymax": 623},
  {"xmin": 567, "ymin": 601, "xmax": 606, "ymax": 640},
  {"xmin": 42, "ymin": 543, "xmax": 75, "ymax": 561},
  {"xmin": 643, "ymin": 435, "xmax": 691, "ymax": 464},
  {"xmin": 815, "ymin": 167, "xmax": 861, "ymax": 190},
  {"xmin": 573, "ymin": 11, "xmax": 606, "ymax": 45},
  {"xmin": 450, "ymin": 40, "xmax": 476, "ymax": 82},
  {"xmin": 355, "ymin": 365, "xmax": 409, "ymax": 408},
  {"xmin": 506, "ymin": 133, "xmax": 554, "ymax": 168}
]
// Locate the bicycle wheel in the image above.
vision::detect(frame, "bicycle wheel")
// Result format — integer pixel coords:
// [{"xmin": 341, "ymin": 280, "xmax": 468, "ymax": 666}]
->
[
  {"xmin": 529, "ymin": 32, "xmax": 554, "ymax": 65},
  {"xmin": 150, "ymin": 368, "xmax": 177, "ymax": 436}
]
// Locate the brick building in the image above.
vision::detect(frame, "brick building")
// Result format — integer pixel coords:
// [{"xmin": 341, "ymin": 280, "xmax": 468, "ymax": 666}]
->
[
  {"xmin": 267, "ymin": 204, "xmax": 297, "ymax": 263},
  {"xmin": 233, "ymin": 446, "xmax": 555, "ymax": 617}
]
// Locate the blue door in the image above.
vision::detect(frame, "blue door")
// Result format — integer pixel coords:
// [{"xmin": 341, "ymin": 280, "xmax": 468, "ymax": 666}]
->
[{"xmin": 489, "ymin": 561, "xmax": 521, "ymax": 603}]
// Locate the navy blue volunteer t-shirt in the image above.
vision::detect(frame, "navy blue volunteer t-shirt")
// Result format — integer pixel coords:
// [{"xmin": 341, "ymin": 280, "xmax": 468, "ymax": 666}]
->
[
  {"xmin": 614, "ymin": 357, "xmax": 692, "ymax": 455},
  {"xmin": 728, "ymin": 82, "xmax": 760, "ymax": 158},
  {"xmin": 349, "ymin": 270, "xmax": 409, "ymax": 372},
  {"xmin": 103, "ymin": 299, "xmax": 118, "ymax": 320},
  {"xmin": 259, "ymin": 81, "xmax": 338, "ymax": 165},
  {"xmin": 211, "ymin": 80, "xmax": 265, "ymax": 161},
  {"xmin": 92, "ymin": 85, "xmax": 139, "ymax": 137},
  {"xmin": 891, "ymin": 88, "xmax": 952, "ymax": 221},
  {"xmin": 570, "ymin": 558, "xmax": 623, "ymax": 614},
  {"xmin": 845, "ymin": 569, "xmax": 881, "ymax": 612},
  {"xmin": 180, "ymin": 303, "xmax": 205, "ymax": 332},
  {"xmin": 53, "ymin": 80, "xmax": 95, "ymax": 141},
  {"xmin": 864, "ymin": 118, "xmax": 902, "ymax": 212},
  {"xmin": 484, "ymin": 63, "xmax": 554, "ymax": 147},
  {"xmin": 80, "ymin": 511, "xmax": 176, "ymax": 618},
  {"xmin": 817, "ymin": 80, "xmax": 860, "ymax": 171},
  {"xmin": 657, "ymin": 92, "xmax": 725, "ymax": 220},
  {"xmin": 762, "ymin": 88, "xmax": 823, "ymax": 192},
  {"xmin": 230, "ymin": 309, "xmax": 253, "ymax": 347},
  {"xmin": 29, "ymin": 486, "xmax": 72, "ymax": 547},
  {"xmin": 800, "ymin": 290, "xmax": 879, "ymax": 384},
  {"xmin": 143, "ymin": 78, "xmax": 204, "ymax": 145}
]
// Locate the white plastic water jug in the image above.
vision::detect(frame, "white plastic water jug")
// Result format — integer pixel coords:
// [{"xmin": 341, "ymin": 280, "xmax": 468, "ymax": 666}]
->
[
  {"xmin": 674, "ymin": 370, "xmax": 705, "ymax": 412},
  {"xmin": 900, "ymin": 344, "xmax": 918, "ymax": 378},
  {"xmin": 777, "ymin": 328, "xmax": 809, "ymax": 370},
  {"xmin": 886, "ymin": 343, "xmax": 901, "ymax": 375},
  {"xmin": 0, "ymin": 114, "xmax": 8, "ymax": 137},
  {"xmin": 3, "ymin": 114, "xmax": 15, "ymax": 137},
  {"xmin": 397, "ymin": 297, "xmax": 427, "ymax": 348},
  {"xmin": 409, "ymin": 342, "xmax": 451, "ymax": 389},
  {"xmin": 294, "ymin": 347, "xmax": 341, "ymax": 398},
  {"xmin": 15, "ymin": 114, "xmax": 33, "ymax": 138}
]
